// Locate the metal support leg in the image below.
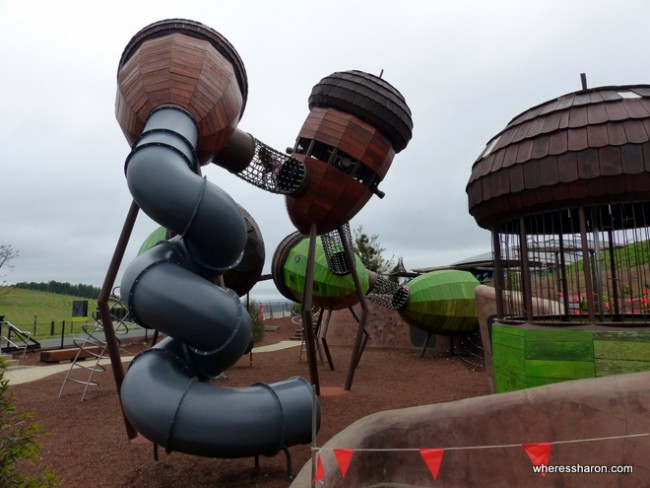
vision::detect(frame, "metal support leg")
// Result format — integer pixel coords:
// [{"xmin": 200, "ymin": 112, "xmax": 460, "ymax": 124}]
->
[
  {"xmin": 97, "ymin": 200, "xmax": 140, "ymax": 439},
  {"xmin": 419, "ymin": 332, "xmax": 433, "ymax": 358},
  {"xmin": 313, "ymin": 307, "xmax": 326, "ymax": 365},
  {"xmin": 252, "ymin": 447, "xmax": 293, "ymax": 480},
  {"xmin": 302, "ymin": 223, "xmax": 320, "ymax": 395},
  {"xmin": 282, "ymin": 446, "xmax": 294, "ymax": 480},
  {"xmin": 340, "ymin": 225, "xmax": 368, "ymax": 391},
  {"xmin": 320, "ymin": 306, "xmax": 335, "ymax": 371}
]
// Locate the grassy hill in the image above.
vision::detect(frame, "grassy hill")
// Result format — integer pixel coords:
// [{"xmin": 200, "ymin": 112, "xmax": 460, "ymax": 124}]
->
[{"xmin": 0, "ymin": 287, "xmax": 100, "ymax": 338}]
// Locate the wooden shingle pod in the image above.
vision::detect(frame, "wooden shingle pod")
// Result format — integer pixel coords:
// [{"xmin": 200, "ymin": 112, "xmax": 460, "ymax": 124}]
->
[
  {"xmin": 286, "ymin": 70, "xmax": 413, "ymax": 235},
  {"xmin": 115, "ymin": 19, "xmax": 248, "ymax": 164}
]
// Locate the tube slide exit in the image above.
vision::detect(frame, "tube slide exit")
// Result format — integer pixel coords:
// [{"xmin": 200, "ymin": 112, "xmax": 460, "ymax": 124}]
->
[{"xmin": 119, "ymin": 106, "xmax": 318, "ymax": 458}]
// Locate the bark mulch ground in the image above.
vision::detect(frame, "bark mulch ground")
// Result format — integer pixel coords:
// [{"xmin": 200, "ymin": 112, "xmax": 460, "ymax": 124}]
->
[{"xmin": 9, "ymin": 317, "xmax": 490, "ymax": 487}]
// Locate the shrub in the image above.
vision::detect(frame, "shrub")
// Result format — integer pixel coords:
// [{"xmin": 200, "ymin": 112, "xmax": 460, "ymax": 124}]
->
[
  {"xmin": 0, "ymin": 359, "xmax": 60, "ymax": 487},
  {"xmin": 246, "ymin": 301, "xmax": 265, "ymax": 344}
]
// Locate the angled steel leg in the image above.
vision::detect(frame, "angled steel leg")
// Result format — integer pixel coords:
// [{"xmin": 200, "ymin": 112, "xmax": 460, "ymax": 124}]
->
[
  {"xmin": 301, "ymin": 223, "xmax": 320, "ymax": 395},
  {"xmin": 347, "ymin": 305, "xmax": 370, "ymax": 370},
  {"xmin": 320, "ymin": 306, "xmax": 335, "ymax": 371},
  {"xmin": 98, "ymin": 200, "xmax": 140, "ymax": 439},
  {"xmin": 340, "ymin": 225, "xmax": 368, "ymax": 391}
]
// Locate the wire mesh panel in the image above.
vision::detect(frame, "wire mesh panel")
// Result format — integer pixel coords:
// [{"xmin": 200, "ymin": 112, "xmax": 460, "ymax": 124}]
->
[
  {"xmin": 366, "ymin": 275, "xmax": 410, "ymax": 310},
  {"xmin": 234, "ymin": 138, "xmax": 305, "ymax": 194},
  {"xmin": 321, "ymin": 224, "xmax": 352, "ymax": 275}
]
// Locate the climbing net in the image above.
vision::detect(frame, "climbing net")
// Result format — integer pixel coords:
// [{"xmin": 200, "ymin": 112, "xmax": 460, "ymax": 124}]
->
[
  {"xmin": 235, "ymin": 138, "xmax": 305, "ymax": 194},
  {"xmin": 321, "ymin": 224, "xmax": 353, "ymax": 275},
  {"xmin": 367, "ymin": 275, "xmax": 410, "ymax": 310}
]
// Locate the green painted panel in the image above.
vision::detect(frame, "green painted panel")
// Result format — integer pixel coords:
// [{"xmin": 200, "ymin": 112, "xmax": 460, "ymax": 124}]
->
[
  {"xmin": 594, "ymin": 340, "xmax": 650, "ymax": 361},
  {"xmin": 493, "ymin": 344, "xmax": 526, "ymax": 375},
  {"xmin": 593, "ymin": 331, "xmax": 650, "ymax": 343},
  {"xmin": 526, "ymin": 376, "xmax": 567, "ymax": 388},
  {"xmin": 492, "ymin": 330, "xmax": 525, "ymax": 350},
  {"xmin": 495, "ymin": 326, "xmax": 525, "ymax": 336},
  {"xmin": 525, "ymin": 360, "xmax": 595, "ymax": 379},
  {"xmin": 525, "ymin": 341, "xmax": 594, "ymax": 361},
  {"xmin": 524, "ymin": 328, "xmax": 593, "ymax": 342},
  {"xmin": 595, "ymin": 359, "xmax": 650, "ymax": 377},
  {"xmin": 495, "ymin": 372, "xmax": 527, "ymax": 393},
  {"xmin": 493, "ymin": 324, "xmax": 650, "ymax": 392}
]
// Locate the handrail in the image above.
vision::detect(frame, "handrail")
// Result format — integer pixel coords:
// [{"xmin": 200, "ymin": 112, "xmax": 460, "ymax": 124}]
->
[
  {"xmin": 0, "ymin": 335, "xmax": 28, "ymax": 365},
  {"xmin": 0, "ymin": 320, "xmax": 41, "ymax": 353}
]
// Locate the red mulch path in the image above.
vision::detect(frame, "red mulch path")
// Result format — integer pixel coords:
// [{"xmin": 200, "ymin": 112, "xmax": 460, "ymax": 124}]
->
[{"xmin": 9, "ymin": 318, "xmax": 490, "ymax": 487}]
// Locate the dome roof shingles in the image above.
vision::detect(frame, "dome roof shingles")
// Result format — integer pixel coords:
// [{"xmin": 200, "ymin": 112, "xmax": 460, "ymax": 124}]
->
[{"xmin": 467, "ymin": 85, "xmax": 650, "ymax": 228}]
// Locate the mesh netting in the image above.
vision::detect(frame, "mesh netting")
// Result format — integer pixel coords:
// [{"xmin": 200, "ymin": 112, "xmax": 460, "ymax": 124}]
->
[
  {"xmin": 367, "ymin": 275, "xmax": 410, "ymax": 310},
  {"xmin": 235, "ymin": 138, "xmax": 305, "ymax": 194},
  {"xmin": 321, "ymin": 224, "xmax": 353, "ymax": 275}
]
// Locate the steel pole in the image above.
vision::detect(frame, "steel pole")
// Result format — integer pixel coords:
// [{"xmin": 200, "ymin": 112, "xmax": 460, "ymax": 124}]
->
[
  {"xmin": 97, "ymin": 200, "xmax": 140, "ymax": 439},
  {"xmin": 341, "ymin": 225, "xmax": 368, "ymax": 391},
  {"xmin": 302, "ymin": 223, "xmax": 320, "ymax": 395}
]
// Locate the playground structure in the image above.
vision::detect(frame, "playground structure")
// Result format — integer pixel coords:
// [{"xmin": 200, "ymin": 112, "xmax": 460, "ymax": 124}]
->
[
  {"xmin": 467, "ymin": 82, "xmax": 650, "ymax": 392},
  {"xmin": 214, "ymin": 67, "xmax": 415, "ymax": 393},
  {"xmin": 57, "ymin": 300, "xmax": 131, "ymax": 401},
  {"xmin": 100, "ymin": 19, "xmax": 320, "ymax": 464},
  {"xmin": 287, "ymin": 82, "xmax": 650, "ymax": 488},
  {"xmin": 272, "ymin": 230, "xmax": 481, "ymax": 366},
  {"xmin": 18, "ymin": 13, "xmax": 650, "ymax": 486}
]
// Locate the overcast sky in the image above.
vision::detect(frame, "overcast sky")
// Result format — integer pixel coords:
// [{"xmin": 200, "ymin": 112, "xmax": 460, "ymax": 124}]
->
[{"xmin": 2, "ymin": 0, "xmax": 649, "ymax": 299}]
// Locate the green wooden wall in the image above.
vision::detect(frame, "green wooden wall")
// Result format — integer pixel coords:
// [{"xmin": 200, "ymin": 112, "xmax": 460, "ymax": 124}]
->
[{"xmin": 492, "ymin": 324, "xmax": 650, "ymax": 392}]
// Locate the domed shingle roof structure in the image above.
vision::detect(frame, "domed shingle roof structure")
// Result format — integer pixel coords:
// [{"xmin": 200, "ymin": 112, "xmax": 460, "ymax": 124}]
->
[{"xmin": 467, "ymin": 85, "xmax": 650, "ymax": 230}]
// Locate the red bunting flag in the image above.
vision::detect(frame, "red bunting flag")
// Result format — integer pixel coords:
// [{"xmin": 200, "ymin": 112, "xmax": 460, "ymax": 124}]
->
[
  {"xmin": 420, "ymin": 448, "xmax": 444, "ymax": 480},
  {"xmin": 333, "ymin": 449, "xmax": 354, "ymax": 477},
  {"xmin": 314, "ymin": 453, "xmax": 325, "ymax": 481},
  {"xmin": 522, "ymin": 443, "xmax": 551, "ymax": 476}
]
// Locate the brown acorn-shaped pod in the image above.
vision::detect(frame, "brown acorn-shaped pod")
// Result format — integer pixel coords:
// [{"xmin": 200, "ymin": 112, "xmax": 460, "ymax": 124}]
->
[
  {"xmin": 286, "ymin": 70, "xmax": 413, "ymax": 235},
  {"xmin": 222, "ymin": 206, "xmax": 266, "ymax": 297},
  {"xmin": 115, "ymin": 19, "xmax": 248, "ymax": 164}
]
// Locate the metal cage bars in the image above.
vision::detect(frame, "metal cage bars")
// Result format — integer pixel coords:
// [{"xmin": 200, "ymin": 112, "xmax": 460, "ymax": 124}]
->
[{"xmin": 494, "ymin": 203, "xmax": 650, "ymax": 323}]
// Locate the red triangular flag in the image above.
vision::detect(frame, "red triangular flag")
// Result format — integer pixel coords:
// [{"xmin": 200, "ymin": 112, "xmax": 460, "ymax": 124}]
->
[
  {"xmin": 314, "ymin": 453, "xmax": 325, "ymax": 481},
  {"xmin": 420, "ymin": 448, "xmax": 444, "ymax": 480},
  {"xmin": 522, "ymin": 443, "xmax": 551, "ymax": 476},
  {"xmin": 334, "ymin": 449, "xmax": 354, "ymax": 477}
]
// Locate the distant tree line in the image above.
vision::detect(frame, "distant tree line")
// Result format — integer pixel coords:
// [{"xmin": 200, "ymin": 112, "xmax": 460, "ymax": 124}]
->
[{"xmin": 13, "ymin": 281, "xmax": 100, "ymax": 299}]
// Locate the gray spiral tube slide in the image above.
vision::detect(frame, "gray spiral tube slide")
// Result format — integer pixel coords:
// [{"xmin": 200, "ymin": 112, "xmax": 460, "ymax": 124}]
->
[
  {"xmin": 121, "ymin": 337, "xmax": 316, "ymax": 458},
  {"xmin": 119, "ymin": 106, "xmax": 319, "ymax": 458}
]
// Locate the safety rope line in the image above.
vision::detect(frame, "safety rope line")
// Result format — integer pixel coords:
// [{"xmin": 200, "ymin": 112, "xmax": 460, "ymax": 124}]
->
[{"xmin": 312, "ymin": 432, "xmax": 650, "ymax": 453}]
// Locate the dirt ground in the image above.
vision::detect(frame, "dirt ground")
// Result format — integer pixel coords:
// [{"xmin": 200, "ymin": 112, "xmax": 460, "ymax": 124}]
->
[{"xmin": 9, "ymin": 317, "xmax": 490, "ymax": 487}]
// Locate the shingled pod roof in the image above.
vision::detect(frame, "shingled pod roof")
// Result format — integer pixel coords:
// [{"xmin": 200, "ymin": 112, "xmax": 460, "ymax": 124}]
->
[
  {"xmin": 467, "ymin": 85, "xmax": 650, "ymax": 229},
  {"xmin": 118, "ymin": 18, "xmax": 248, "ymax": 115},
  {"xmin": 308, "ymin": 70, "xmax": 413, "ymax": 153}
]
